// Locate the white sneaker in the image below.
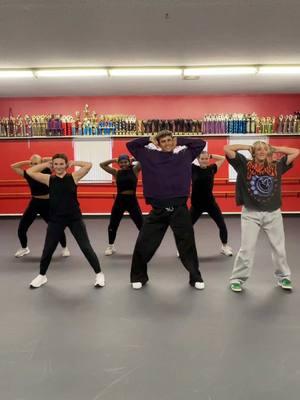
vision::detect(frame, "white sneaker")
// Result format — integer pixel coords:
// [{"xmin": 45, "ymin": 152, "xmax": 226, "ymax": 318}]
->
[
  {"xmin": 15, "ymin": 247, "xmax": 30, "ymax": 258},
  {"xmin": 176, "ymin": 250, "xmax": 180, "ymax": 258},
  {"xmin": 30, "ymin": 274, "xmax": 47, "ymax": 289},
  {"xmin": 104, "ymin": 245, "xmax": 116, "ymax": 256},
  {"xmin": 221, "ymin": 244, "xmax": 233, "ymax": 256},
  {"xmin": 132, "ymin": 282, "xmax": 142, "ymax": 290},
  {"xmin": 194, "ymin": 281, "xmax": 205, "ymax": 290},
  {"xmin": 95, "ymin": 272, "xmax": 105, "ymax": 288},
  {"xmin": 61, "ymin": 247, "xmax": 71, "ymax": 257}
]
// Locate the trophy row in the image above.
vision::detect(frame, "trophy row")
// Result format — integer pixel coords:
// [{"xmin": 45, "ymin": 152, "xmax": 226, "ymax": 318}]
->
[
  {"xmin": 201, "ymin": 113, "xmax": 300, "ymax": 134},
  {"xmin": 1, "ymin": 105, "xmax": 300, "ymax": 137}
]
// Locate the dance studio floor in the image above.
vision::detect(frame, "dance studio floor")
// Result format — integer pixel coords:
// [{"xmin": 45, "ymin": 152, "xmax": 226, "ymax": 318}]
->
[{"xmin": 0, "ymin": 215, "xmax": 300, "ymax": 400}]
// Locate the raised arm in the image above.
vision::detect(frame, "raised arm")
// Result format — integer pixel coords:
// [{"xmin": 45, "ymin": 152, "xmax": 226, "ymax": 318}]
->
[
  {"xmin": 126, "ymin": 137, "xmax": 150, "ymax": 160},
  {"xmin": 99, "ymin": 159, "xmax": 118, "ymax": 176},
  {"xmin": 224, "ymin": 144, "xmax": 252, "ymax": 159},
  {"xmin": 71, "ymin": 161, "xmax": 92, "ymax": 184},
  {"xmin": 26, "ymin": 162, "xmax": 51, "ymax": 186},
  {"xmin": 271, "ymin": 146, "xmax": 300, "ymax": 166},
  {"xmin": 11, "ymin": 160, "xmax": 31, "ymax": 177},
  {"xmin": 176, "ymin": 137, "xmax": 206, "ymax": 160},
  {"xmin": 210, "ymin": 154, "xmax": 225, "ymax": 170},
  {"xmin": 132, "ymin": 159, "xmax": 141, "ymax": 175}
]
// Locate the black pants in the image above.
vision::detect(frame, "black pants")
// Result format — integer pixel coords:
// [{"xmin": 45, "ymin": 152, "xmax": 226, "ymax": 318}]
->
[
  {"xmin": 108, "ymin": 194, "xmax": 143, "ymax": 244},
  {"xmin": 18, "ymin": 198, "xmax": 66, "ymax": 248},
  {"xmin": 190, "ymin": 201, "xmax": 228, "ymax": 244},
  {"xmin": 40, "ymin": 217, "xmax": 101, "ymax": 275},
  {"xmin": 130, "ymin": 205, "xmax": 203, "ymax": 285}
]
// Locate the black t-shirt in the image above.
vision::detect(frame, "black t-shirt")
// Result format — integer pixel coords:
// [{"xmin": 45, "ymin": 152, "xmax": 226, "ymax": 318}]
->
[
  {"xmin": 227, "ymin": 153, "xmax": 292, "ymax": 211},
  {"xmin": 116, "ymin": 168, "xmax": 138, "ymax": 193},
  {"xmin": 191, "ymin": 163, "xmax": 217, "ymax": 205},
  {"xmin": 23, "ymin": 168, "xmax": 51, "ymax": 196},
  {"xmin": 49, "ymin": 174, "xmax": 81, "ymax": 219}
]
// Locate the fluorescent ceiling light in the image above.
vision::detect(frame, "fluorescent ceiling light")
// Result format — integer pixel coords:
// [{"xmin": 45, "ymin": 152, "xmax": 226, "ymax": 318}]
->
[
  {"xmin": 36, "ymin": 69, "xmax": 107, "ymax": 77},
  {"xmin": 184, "ymin": 66, "xmax": 257, "ymax": 76},
  {"xmin": 109, "ymin": 68, "xmax": 182, "ymax": 77},
  {"xmin": 258, "ymin": 66, "xmax": 300, "ymax": 75},
  {"xmin": 0, "ymin": 70, "xmax": 34, "ymax": 78}
]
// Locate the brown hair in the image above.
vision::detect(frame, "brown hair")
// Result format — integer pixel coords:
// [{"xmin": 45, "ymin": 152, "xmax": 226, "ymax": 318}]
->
[
  {"xmin": 155, "ymin": 130, "xmax": 173, "ymax": 143},
  {"xmin": 52, "ymin": 153, "xmax": 68, "ymax": 164}
]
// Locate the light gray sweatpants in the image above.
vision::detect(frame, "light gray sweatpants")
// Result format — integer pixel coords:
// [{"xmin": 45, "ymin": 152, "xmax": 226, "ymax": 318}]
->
[{"xmin": 230, "ymin": 207, "xmax": 291, "ymax": 284}]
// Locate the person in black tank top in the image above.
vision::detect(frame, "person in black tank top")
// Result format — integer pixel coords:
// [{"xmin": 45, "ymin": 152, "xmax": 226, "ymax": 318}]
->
[
  {"xmin": 100, "ymin": 154, "xmax": 143, "ymax": 255},
  {"xmin": 11, "ymin": 155, "xmax": 69, "ymax": 258},
  {"xmin": 26, "ymin": 153, "xmax": 105, "ymax": 289},
  {"xmin": 189, "ymin": 151, "xmax": 233, "ymax": 257}
]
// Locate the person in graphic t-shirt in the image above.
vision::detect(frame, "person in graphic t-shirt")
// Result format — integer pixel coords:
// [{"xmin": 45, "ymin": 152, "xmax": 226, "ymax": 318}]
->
[
  {"xmin": 26, "ymin": 153, "xmax": 105, "ymax": 289},
  {"xmin": 100, "ymin": 154, "xmax": 143, "ymax": 256},
  {"xmin": 224, "ymin": 141, "xmax": 299, "ymax": 292},
  {"xmin": 11, "ymin": 155, "xmax": 69, "ymax": 258},
  {"xmin": 189, "ymin": 151, "xmax": 233, "ymax": 257}
]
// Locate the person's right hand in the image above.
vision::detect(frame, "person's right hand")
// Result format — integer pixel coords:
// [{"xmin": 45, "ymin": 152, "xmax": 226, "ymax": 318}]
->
[
  {"xmin": 45, "ymin": 161, "xmax": 53, "ymax": 169},
  {"xmin": 150, "ymin": 135, "xmax": 159, "ymax": 147}
]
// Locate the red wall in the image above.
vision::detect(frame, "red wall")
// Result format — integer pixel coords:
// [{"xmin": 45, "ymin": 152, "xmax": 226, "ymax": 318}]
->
[
  {"xmin": 1, "ymin": 136, "xmax": 300, "ymax": 214},
  {"xmin": 1, "ymin": 94, "xmax": 300, "ymax": 214},
  {"xmin": 1, "ymin": 94, "xmax": 300, "ymax": 118}
]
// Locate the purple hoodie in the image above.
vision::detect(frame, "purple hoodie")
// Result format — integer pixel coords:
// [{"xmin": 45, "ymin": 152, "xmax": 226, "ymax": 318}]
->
[{"xmin": 126, "ymin": 137, "xmax": 206, "ymax": 201}]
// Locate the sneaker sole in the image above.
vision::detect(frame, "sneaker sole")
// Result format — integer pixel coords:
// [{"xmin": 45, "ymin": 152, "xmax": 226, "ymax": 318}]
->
[
  {"xmin": 94, "ymin": 283, "xmax": 105, "ymax": 288},
  {"xmin": 221, "ymin": 251, "xmax": 233, "ymax": 257},
  {"xmin": 15, "ymin": 251, "xmax": 30, "ymax": 258},
  {"xmin": 230, "ymin": 286, "xmax": 242, "ymax": 292},
  {"xmin": 278, "ymin": 283, "xmax": 292, "ymax": 290},
  {"xmin": 30, "ymin": 281, "xmax": 47, "ymax": 289}
]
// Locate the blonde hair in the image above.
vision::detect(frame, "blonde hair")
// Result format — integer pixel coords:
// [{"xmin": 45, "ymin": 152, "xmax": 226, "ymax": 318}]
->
[
  {"xmin": 30, "ymin": 154, "xmax": 42, "ymax": 163},
  {"xmin": 251, "ymin": 141, "xmax": 274, "ymax": 166}
]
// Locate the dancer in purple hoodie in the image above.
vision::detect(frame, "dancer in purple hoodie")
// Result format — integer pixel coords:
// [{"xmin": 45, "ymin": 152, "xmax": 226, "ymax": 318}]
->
[{"xmin": 127, "ymin": 130, "xmax": 206, "ymax": 290}]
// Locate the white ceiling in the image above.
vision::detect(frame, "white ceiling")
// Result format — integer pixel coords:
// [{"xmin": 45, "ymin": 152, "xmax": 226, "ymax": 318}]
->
[{"xmin": 0, "ymin": 0, "xmax": 300, "ymax": 96}]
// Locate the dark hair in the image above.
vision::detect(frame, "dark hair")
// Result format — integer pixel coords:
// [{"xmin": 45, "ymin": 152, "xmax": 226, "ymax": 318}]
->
[
  {"xmin": 52, "ymin": 153, "xmax": 68, "ymax": 164},
  {"xmin": 155, "ymin": 130, "xmax": 173, "ymax": 143},
  {"xmin": 118, "ymin": 154, "xmax": 130, "ymax": 163}
]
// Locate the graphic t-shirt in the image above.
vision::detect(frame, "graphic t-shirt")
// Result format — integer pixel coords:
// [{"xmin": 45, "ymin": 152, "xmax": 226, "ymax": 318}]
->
[
  {"xmin": 227, "ymin": 153, "xmax": 292, "ymax": 211},
  {"xmin": 191, "ymin": 164, "xmax": 218, "ymax": 206}
]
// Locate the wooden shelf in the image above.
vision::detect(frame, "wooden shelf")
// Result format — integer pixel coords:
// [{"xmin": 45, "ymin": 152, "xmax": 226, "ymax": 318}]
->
[{"xmin": 1, "ymin": 133, "xmax": 300, "ymax": 140}]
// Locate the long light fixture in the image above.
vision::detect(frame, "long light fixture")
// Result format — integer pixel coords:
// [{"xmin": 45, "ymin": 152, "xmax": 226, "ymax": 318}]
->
[
  {"xmin": 2, "ymin": 65, "xmax": 300, "ymax": 79},
  {"xmin": 35, "ymin": 68, "xmax": 107, "ymax": 77},
  {"xmin": 184, "ymin": 66, "xmax": 258, "ymax": 76},
  {"xmin": 258, "ymin": 66, "xmax": 300, "ymax": 75},
  {"xmin": 109, "ymin": 68, "xmax": 182, "ymax": 77},
  {"xmin": 0, "ymin": 70, "xmax": 34, "ymax": 78}
]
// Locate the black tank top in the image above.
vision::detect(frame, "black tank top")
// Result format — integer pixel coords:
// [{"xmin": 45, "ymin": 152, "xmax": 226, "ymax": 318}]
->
[
  {"xmin": 191, "ymin": 164, "xmax": 217, "ymax": 205},
  {"xmin": 49, "ymin": 174, "xmax": 81, "ymax": 218},
  {"xmin": 116, "ymin": 168, "xmax": 138, "ymax": 193},
  {"xmin": 24, "ymin": 168, "xmax": 51, "ymax": 196}
]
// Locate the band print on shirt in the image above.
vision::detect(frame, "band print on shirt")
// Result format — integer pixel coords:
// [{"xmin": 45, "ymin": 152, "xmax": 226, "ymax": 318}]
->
[{"xmin": 246, "ymin": 161, "xmax": 278, "ymax": 203}]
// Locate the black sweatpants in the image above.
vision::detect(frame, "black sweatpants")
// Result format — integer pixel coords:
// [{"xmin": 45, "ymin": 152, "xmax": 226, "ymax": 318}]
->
[
  {"xmin": 40, "ymin": 217, "xmax": 100, "ymax": 275},
  {"xmin": 108, "ymin": 194, "xmax": 143, "ymax": 244},
  {"xmin": 190, "ymin": 201, "xmax": 228, "ymax": 244},
  {"xmin": 18, "ymin": 198, "xmax": 67, "ymax": 248},
  {"xmin": 130, "ymin": 205, "xmax": 203, "ymax": 285}
]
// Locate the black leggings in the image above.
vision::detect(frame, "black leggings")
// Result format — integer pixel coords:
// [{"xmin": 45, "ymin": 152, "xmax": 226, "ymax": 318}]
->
[
  {"xmin": 108, "ymin": 194, "xmax": 143, "ymax": 244},
  {"xmin": 40, "ymin": 217, "xmax": 101, "ymax": 275},
  {"xmin": 190, "ymin": 201, "xmax": 228, "ymax": 244},
  {"xmin": 18, "ymin": 198, "xmax": 66, "ymax": 248},
  {"xmin": 130, "ymin": 205, "xmax": 202, "ymax": 285}
]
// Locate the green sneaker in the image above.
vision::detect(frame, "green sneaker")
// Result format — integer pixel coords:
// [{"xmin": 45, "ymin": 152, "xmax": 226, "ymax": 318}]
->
[
  {"xmin": 230, "ymin": 282, "xmax": 243, "ymax": 292},
  {"xmin": 278, "ymin": 278, "xmax": 292, "ymax": 290}
]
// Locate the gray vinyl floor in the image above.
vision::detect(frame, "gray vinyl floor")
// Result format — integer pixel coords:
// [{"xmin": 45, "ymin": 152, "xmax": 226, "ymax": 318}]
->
[{"xmin": 0, "ymin": 215, "xmax": 300, "ymax": 400}]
